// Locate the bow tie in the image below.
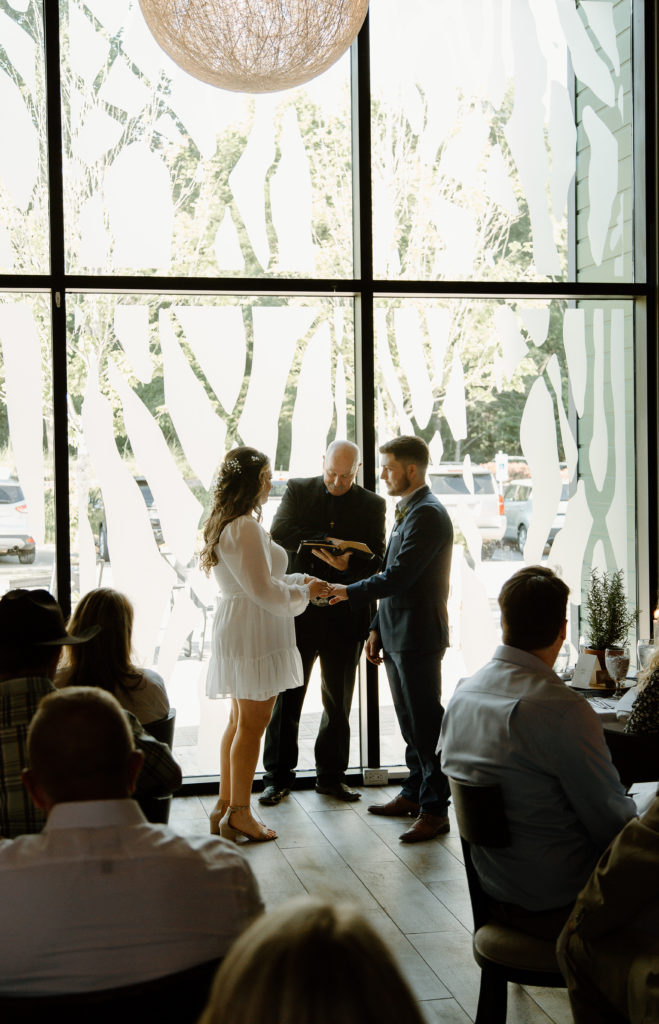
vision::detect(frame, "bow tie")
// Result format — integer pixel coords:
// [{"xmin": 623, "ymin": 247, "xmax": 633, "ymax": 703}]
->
[{"xmin": 394, "ymin": 505, "xmax": 410, "ymax": 525}]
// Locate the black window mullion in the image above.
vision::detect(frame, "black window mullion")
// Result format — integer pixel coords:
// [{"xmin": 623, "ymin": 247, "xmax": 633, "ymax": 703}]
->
[
  {"xmin": 352, "ymin": 13, "xmax": 380, "ymax": 770},
  {"xmin": 27, "ymin": 0, "xmax": 656, "ymax": 783},
  {"xmin": 44, "ymin": 0, "xmax": 71, "ymax": 615},
  {"xmin": 639, "ymin": 0, "xmax": 659, "ymax": 613}
]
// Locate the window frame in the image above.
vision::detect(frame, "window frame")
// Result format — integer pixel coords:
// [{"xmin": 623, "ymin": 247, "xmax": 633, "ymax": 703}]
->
[{"xmin": 0, "ymin": 1, "xmax": 656, "ymax": 785}]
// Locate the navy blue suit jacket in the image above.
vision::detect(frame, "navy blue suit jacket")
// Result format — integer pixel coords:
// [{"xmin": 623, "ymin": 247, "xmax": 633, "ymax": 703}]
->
[{"xmin": 346, "ymin": 485, "xmax": 453, "ymax": 653}]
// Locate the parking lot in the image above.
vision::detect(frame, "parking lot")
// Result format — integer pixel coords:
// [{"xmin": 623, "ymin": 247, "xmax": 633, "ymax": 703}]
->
[{"xmin": 0, "ymin": 544, "xmax": 55, "ymax": 596}]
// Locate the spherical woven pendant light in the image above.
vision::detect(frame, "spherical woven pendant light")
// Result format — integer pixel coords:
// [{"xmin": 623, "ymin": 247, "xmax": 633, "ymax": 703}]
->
[{"xmin": 139, "ymin": 0, "xmax": 370, "ymax": 94}]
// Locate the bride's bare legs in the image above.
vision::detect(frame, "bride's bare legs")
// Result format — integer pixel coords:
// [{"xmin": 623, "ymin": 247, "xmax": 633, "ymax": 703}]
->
[
  {"xmin": 219, "ymin": 699, "xmax": 238, "ymax": 804},
  {"xmin": 228, "ymin": 696, "xmax": 277, "ymax": 839},
  {"xmin": 210, "ymin": 700, "xmax": 238, "ymax": 833}
]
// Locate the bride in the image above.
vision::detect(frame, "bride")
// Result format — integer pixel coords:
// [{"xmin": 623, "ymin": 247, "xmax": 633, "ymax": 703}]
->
[{"xmin": 200, "ymin": 446, "xmax": 327, "ymax": 842}]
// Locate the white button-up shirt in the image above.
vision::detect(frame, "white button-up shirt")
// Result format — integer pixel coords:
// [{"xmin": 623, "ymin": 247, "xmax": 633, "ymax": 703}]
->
[{"xmin": 0, "ymin": 799, "xmax": 263, "ymax": 994}]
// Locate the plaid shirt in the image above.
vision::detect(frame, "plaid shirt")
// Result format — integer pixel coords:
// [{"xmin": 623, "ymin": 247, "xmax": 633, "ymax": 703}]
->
[
  {"xmin": 0, "ymin": 676, "xmax": 53, "ymax": 838},
  {"xmin": 0, "ymin": 678, "xmax": 181, "ymax": 839}
]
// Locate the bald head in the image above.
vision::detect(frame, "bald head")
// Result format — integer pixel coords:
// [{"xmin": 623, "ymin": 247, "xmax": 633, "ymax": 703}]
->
[
  {"xmin": 25, "ymin": 687, "xmax": 142, "ymax": 809},
  {"xmin": 323, "ymin": 441, "xmax": 361, "ymax": 496}
]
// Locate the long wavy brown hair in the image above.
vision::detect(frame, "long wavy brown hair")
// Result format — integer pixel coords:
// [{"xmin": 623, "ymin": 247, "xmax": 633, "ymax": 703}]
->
[
  {"xmin": 58, "ymin": 588, "xmax": 144, "ymax": 695},
  {"xmin": 200, "ymin": 447, "xmax": 270, "ymax": 575}
]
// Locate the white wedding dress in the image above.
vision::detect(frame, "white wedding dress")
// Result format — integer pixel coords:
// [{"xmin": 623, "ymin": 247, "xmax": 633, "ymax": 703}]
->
[{"xmin": 205, "ymin": 515, "xmax": 310, "ymax": 701}]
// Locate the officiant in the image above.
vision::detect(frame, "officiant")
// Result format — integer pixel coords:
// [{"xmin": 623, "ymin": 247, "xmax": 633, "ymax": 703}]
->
[{"xmin": 260, "ymin": 441, "xmax": 385, "ymax": 805}]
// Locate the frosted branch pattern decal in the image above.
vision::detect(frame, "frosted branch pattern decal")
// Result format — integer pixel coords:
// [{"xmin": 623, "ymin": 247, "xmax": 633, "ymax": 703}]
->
[
  {"xmin": 370, "ymin": 0, "xmax": 631, "ymax": 282},
  {"xmin": 375, "ymin": 296, "xmax": 634, "ymax": 613},
  {"xmin": 64, "ymin": 293, "xmax": 354, "ymax": 672},
  {"xmin": 0, "ymin": 302, "xmax": 46, "ymax": 544},
  {"xmin": 0, "ymin": 2, "xmax": 640, "ymax": 771}
]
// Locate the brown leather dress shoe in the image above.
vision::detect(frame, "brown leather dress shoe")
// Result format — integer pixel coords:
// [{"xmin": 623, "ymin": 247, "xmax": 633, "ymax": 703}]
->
[
  {"xmin": 367, "ymin": 794, "xmax": 420, "ymax": 817},
  {"xmin": 399, "ymin": 813, "xmax": 450, "ymax": 843}
]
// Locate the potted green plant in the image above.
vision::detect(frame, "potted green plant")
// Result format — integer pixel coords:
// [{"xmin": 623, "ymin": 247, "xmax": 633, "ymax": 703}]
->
[{"xmin": 583, "ymin": 568, "xmax": 638, "ymax": 669}]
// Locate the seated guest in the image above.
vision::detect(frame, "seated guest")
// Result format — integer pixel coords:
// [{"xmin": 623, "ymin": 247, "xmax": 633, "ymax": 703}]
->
[
  {"xmin": 440, "ymin": 566, "xmax": 636, "ymax": 939},
  {"xmin": 0, "ymin": 588, "xmax": 181, "ymax": 838},
  {"xmin": 199, "ymin": 895, "xmax": 425, "ymax": 1024},
  {"xmin": 624, "ymin": 646, "xmax": 659, "ymax": 734},
  {"xmin": 557, "ymin": 795, "xmax": 659, "ymax": 1023},
  {"xmin": 0, "ymin": 687, "xmax": 262, "ymax": 994},
  {"xmin": 57, "ymin": 587, "xmax": 169, "ymax": 725},
  {"xmin": 0, "ymin": 588, "xmax": 98, "ymax": 837}
]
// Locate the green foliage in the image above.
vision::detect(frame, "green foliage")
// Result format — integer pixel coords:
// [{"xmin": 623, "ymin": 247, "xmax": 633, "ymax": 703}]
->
[{"xmin": 583, "ymin": 569, "xmax": 638, "ymax": 649}]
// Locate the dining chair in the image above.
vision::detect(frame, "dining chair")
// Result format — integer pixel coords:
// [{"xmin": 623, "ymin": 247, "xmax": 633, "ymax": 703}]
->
[
  {"xmin": 139, "ymin": 707, "xmax": 177, "ymax": 823},
  {"xmin": 145, "ymin": 706, "xmax": 177, "ymax": 747},
  {"xmin": 604, "ymin": 727, "xmax": 659, "ymax": 790},
  {"xmin": 448, "ymin": 777, "xmax": 566, "ymax": 1024}
]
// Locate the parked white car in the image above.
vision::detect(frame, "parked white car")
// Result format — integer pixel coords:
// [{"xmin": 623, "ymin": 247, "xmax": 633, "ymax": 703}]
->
[
  {"xmin": 0, "ymin": 479, "xmax": 36, "ymax": 563},
  {"xmin": 428, "ymin": 464, "xmax": 505, "ymax": 556},
  {"xmin": 502, "ymin": 479, "xmax": 568, "ymax": 553}
]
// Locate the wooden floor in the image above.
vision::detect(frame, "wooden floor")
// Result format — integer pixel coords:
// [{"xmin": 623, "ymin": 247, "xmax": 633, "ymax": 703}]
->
[{"xmin": 169, "ymin": 785, "xmax": 572, "ymax": 1024}]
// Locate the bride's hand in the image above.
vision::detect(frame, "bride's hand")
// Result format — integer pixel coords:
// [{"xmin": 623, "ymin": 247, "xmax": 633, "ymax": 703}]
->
[{"xmin": 307, "ymin": 579, "xmax": 329, "ymax": 600}]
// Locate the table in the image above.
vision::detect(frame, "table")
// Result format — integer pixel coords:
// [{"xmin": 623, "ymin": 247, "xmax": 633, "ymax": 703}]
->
[{"xmin": 574, "ymin": 683, "xmax": 638, "ymax": 728}]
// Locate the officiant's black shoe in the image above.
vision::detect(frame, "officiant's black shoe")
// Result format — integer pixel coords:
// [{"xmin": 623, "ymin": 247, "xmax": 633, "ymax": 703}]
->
[
  {"xmin": 315, "ymin": 781, "xmax": 361, "ymax": 802},
  {"xmin": 259, "ymin": 785, "xmax": 290, "ymax": 806}
]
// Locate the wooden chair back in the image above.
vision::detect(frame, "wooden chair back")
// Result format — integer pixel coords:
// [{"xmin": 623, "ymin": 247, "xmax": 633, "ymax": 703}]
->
[{"xmin": 139, "ymin": 708, "xmax": 177, "ymax": 823}]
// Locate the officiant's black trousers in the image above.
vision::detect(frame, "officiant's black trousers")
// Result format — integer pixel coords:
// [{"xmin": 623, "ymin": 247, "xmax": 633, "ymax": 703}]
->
[{"xmin": 263, "ymin": 603, "xmax": 363, "ymax": 787}]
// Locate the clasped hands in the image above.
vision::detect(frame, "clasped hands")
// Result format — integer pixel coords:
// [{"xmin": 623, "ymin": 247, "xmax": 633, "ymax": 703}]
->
[{"xmin": 304, "ymin": 578, "xmax": 348, "ymax": 604}]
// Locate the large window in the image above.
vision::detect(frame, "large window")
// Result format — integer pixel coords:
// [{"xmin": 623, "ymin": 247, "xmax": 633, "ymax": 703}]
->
[{"xmin": 0, "ymin": 0, "xmax": 655, "ymax": 783}]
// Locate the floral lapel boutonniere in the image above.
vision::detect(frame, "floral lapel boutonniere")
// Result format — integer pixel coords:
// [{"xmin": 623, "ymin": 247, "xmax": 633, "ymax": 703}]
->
[{"xmin": 394, "ymin": 505, "xmax": 410, "ymax": 525}]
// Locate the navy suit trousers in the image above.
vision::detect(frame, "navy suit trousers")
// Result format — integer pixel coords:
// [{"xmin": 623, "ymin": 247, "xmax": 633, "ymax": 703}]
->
[{"xmin": 383, "ymin": 649, "xmax": 450, "ymax": 814}]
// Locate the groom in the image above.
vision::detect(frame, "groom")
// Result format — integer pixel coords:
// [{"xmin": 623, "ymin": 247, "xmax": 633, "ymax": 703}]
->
[{"xmin": 329, "ymin": 436, "xmax": 453, "ymax": 842}]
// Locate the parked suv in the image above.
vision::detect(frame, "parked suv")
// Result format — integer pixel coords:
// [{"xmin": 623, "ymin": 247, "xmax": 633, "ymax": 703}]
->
[
  {"xmin": 503, "ymin": 480, "xmax": 568, "ymax": 553},
  {"xmin": 89, "ymin": 476, "xmax": 163, "ymax": 561},
  {"xmin": 0, "ymin": 479, "xmax": 36, "ymax": 563},
  {"xmin": 428, "ymin": 464, "xmax": 505, "ymax": 554}
]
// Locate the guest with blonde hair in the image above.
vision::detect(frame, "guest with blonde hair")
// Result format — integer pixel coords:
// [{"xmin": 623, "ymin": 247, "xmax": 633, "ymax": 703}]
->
[
  {"xmin": 200, "ymin": 447, "xmax": 327, "ymax": 843},
  {"xmin": 624, "ymin": 646, "xmax": 659, "ymax": 734},
  {"xmin": 57, "ymin": 587, "xmax": 169, "ymax": 725},
  {"xmin": 199, "ymin": 896, "xmax": 426, "ymax": 1024}
]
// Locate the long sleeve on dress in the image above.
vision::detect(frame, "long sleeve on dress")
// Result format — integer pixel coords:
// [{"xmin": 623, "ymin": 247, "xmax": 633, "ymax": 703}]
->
[{"xmin": 219, "ymin": 517, "xmax": 309, "ymax": 618}]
